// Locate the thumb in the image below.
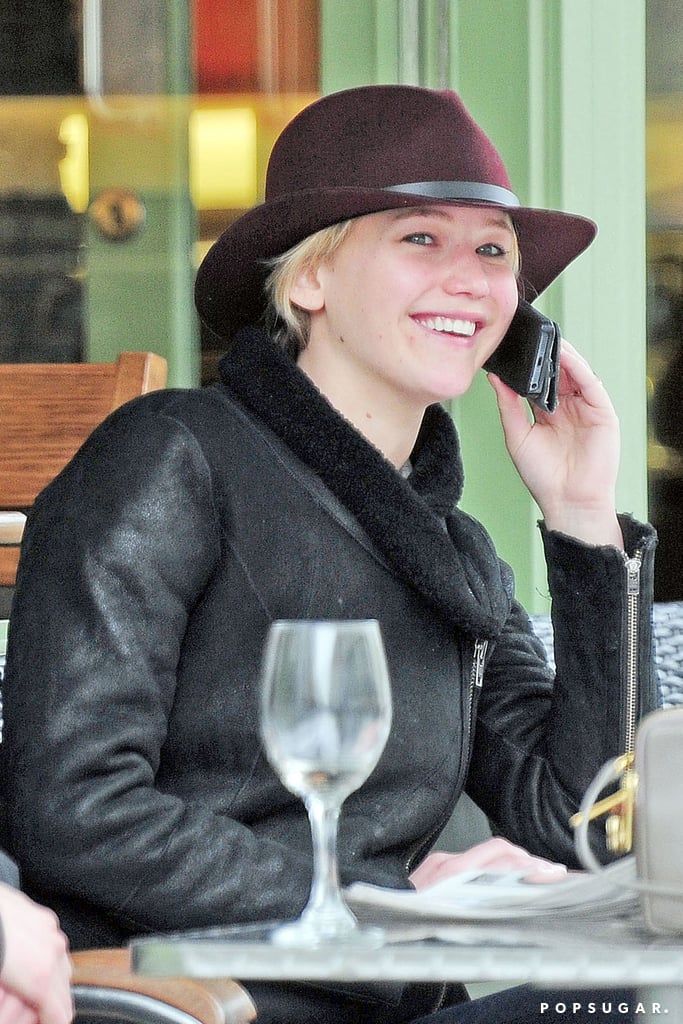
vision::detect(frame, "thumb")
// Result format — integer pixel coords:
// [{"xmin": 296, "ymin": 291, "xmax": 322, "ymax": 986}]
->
[{"xmin": 487, "ymin": 372, "xmax": 533, "ymax": 453}]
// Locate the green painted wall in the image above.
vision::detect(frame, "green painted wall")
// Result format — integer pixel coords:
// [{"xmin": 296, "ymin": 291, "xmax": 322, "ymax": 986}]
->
[
  {"xmin": 321, "ymin": 0, "xmax": 648, "ymax": 611},
  {"xmin": 85, "ymin": 5, "xmax": 198, "ymax": 388}
]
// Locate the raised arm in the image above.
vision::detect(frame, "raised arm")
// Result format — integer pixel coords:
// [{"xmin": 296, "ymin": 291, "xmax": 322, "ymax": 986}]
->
[{"xmin": 489, "ymin": 339, "xmax": 624, "ymax": 548}]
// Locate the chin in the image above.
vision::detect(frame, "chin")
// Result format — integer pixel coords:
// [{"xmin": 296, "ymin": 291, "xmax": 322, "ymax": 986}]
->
[{"xmin": 433, "ymin": 376, "xmax": 478, "ymax": 403}]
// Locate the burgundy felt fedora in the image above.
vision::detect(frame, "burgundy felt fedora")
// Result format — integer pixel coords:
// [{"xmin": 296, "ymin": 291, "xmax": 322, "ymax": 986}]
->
[{"xmin": 195, "ymin": 84, "xmax": 596, "ymax": 341}]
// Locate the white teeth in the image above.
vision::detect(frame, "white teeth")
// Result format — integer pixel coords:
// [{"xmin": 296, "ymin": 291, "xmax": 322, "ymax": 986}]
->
[{"xmin": 422, "ymin": 317, "xmax": 476, "ymax": 337}]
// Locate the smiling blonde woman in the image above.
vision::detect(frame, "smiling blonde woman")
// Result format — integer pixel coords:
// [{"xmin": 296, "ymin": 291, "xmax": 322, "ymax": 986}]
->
[{"xmin": 3, "ymin": 85, "xmax": 656, "ymax": 1024}]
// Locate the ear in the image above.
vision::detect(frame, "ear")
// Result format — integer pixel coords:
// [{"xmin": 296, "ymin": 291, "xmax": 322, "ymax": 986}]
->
[{"xmin": 289, "ymin": 263, "xmax": 326, "ymax": 313}]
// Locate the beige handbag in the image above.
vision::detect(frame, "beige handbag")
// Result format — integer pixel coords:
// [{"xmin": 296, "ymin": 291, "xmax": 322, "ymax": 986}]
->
[
  {"xmin": 572, "ymin": 707, "xmax": 683, "ymax": 933},
  {"xmin": 634, "ymin": 707, "xmax": 683, "ymax": 932}
]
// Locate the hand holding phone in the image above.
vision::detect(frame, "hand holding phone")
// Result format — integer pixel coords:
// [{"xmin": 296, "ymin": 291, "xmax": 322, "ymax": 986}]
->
[{"xmin": 484, "ymin": 300, "xmax": 561, "ymax": 413}]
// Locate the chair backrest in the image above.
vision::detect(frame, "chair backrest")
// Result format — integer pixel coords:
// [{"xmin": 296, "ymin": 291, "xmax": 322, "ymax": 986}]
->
[{"xmin": 0, "ymin": 352, "xmax": 167, "ymax": 587}]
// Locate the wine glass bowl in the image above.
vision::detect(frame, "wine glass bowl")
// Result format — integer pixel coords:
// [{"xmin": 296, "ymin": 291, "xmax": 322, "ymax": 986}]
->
[{"xmin": 260, "ymin": 619, "xmax": 392, "ymax": 947}]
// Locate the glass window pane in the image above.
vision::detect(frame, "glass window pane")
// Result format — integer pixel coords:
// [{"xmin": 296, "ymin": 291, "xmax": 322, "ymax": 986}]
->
[{"xmin": 647, "ymin": 1, "xmax": 683, "ymax": 600}]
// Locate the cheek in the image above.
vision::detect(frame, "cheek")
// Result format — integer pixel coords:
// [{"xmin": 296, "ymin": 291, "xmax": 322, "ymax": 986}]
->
[
  {"xmin": 498, "ymin": 277, "xmax": 521, "ymax": 327},
  {"xmin": 345, "ymin": 261, "xmax": 400, "ymax": 323}
]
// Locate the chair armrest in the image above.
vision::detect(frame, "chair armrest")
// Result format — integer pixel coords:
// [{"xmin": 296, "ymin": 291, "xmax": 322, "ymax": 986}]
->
[
  {"xmin": 70, "ymin": 948, "xmax": 256, "ymax": 1024},
  {"xmin": 0, "ymin": 513, "xmax": 26, "ymax": 545},
  {"xmin": 0, "ymin": 512, "xmax": 24, "ymax": 587},
  {"xmin": 0, "ymin": 547, "xmax": 20, "ymax": 588}
]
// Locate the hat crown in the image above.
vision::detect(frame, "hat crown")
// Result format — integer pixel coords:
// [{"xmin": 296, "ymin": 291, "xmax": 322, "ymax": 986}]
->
[
  {"xmin": 195, "ymin": 85, "xmax": 596, "ymax": 340},
  {"xmin": 266, "ymin": 85, "xmax": 512, "ymax": 199}
]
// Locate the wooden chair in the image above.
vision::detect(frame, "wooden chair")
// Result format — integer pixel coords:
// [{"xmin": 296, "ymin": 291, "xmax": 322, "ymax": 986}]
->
[
  {"xmin": 0, "ymin": 352, "xmax": 168, "ymax": 587},
  {"xmin": 71, "ymin": 948, "xmax": 256, "ymax": 1024}
]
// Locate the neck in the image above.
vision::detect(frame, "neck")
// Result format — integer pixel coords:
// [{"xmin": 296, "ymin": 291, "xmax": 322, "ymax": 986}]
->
[
  {"xmin": 296, "ymin": 348, "xmax": 425, "ymax": 470},
  {"xmin": 218, "ymin": 326, "xmax": 505, "ymax": 640}
]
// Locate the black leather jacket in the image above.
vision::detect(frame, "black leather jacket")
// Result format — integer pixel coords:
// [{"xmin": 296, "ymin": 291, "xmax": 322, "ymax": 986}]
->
[{"xmin": 2, "ymin": 329, "xmax": 657, "ymax": 1016}]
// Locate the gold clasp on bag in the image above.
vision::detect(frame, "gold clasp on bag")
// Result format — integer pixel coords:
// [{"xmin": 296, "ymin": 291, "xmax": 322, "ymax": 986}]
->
[{"xmin": 569, "ymin": 753, "xmax": 638, "ymax": 854}]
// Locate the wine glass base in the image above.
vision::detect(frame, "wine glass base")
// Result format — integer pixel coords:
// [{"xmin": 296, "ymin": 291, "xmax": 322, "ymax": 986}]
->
[{"xmin": 270, "ymin": 919, "xmax": 386, "ymax": 949}]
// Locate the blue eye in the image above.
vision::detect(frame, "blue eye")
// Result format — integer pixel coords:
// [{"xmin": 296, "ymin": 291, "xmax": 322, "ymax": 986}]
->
[
  {"xmin": 404, "ymin": 232, "xmax": 434, "ymax": 246},
  {"xmin": 477, "ymin": 243, "xmax": 509, "ymax": 257}
]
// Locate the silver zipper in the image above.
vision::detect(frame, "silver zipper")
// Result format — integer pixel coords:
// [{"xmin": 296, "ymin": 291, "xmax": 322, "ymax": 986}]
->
[
  {"xmin": 462, "ymin": 638, "xmax": 488, "ymax": 775},
  {"xmin": 622, "ymin": 550, "xmax": 642, "ymax": 756},
  {"xmin": 404, "ymin": 637, "xmax": 488, "ymax": 876},
  {"xmin": 471, "ymin": 638, "xmax": 488, "ymax": 691},
  {"xmin": 603, "ymin": 550, "xmax": 642, "ymax": 853}
]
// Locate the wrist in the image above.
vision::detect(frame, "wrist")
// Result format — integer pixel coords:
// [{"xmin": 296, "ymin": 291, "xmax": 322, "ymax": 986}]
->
[{"xmin": 542, "ymin": 504, "xmax": 624, "ymax": 549}]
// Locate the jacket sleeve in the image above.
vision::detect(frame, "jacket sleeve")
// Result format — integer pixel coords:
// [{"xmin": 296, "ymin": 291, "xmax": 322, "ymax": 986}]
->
[
  {"xmin": 2, "ymin": 398, "xmax": 313, "ymax": 935},
  {"xmin": 466, "ymin": 514, "xmax": 658, "ymax": 867}
]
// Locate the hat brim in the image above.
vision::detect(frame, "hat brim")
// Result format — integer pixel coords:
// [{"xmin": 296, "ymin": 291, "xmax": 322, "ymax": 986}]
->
[{"xmin": 195, "ymin": 187, "xmax": 597, "ymax": 341}]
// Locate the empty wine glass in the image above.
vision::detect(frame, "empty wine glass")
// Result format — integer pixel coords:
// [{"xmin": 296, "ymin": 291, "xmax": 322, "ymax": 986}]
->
[{"xmin": 260, "ymin": 618, "xmax": 392, "ymax": 947}]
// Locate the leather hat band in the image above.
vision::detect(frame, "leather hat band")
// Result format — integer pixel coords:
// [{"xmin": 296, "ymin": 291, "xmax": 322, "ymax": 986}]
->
[{"xmin": 384, "ymin": 180, "xmax": 520, "ymax": 207}]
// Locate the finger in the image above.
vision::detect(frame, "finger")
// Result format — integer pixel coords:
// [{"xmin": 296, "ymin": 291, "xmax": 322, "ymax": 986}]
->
[
  {"xmin": 36, "ymin": 981, "xmax": 73, "ymax": 1024},
  {"xmin": 36, "ymin": 952, "xmax": 73, "ymax": 1024},
  {"xmin": 442, "ymin": 838, "xmax": 567, "ymax": 878},
  {"xmin": 487, "ymin": 372, "xmax": 528, "ymax": 415},
  {"xmin": 409, "ymin": 852, "xmax": 460, "ymax": 889},
  {"xmin": 521, "ymin": 862, "xmax": 569, "ymax": 884},
  {"xmin": 39, "ymin": 960, "xmax": 73, "ymax": 1024},
  {"xmin": 411, "ymin": 839, "xmax": 569, "ymax": 890},
  {"xmin": 557, "ymin": 341, "xmax": 608, "ymax": 406},
  {"xmin": 487, "ymin": 373, "xmax": 537, "ymax": 451},
  {"xmin": 0, "ymin": 988, "xmax": 40, "ymax": 1024},
  {"xmin": 409, "ymin": 846, "xmax": 510, "ymax": 889},
  {"xmin": 424, "ymin": 838, "xmax": 524, "ymax": 876}
]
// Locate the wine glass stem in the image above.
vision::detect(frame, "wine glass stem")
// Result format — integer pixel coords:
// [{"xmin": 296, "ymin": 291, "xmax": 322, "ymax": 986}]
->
[{"xmin": 303, "ymin": 794, "xmax": 356, "ymax": 930}]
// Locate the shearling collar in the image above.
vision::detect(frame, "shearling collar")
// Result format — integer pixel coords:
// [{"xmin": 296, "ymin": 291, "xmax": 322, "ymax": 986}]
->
[{"xmin": 219, "ymin": 327, "xmax": 510, "ymax": 639}]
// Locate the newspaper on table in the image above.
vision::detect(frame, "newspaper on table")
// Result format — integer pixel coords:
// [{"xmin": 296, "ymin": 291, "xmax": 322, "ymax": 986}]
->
[{"xmin": 346, "ymin": 855, "xmax": 639, "ymax": 925}]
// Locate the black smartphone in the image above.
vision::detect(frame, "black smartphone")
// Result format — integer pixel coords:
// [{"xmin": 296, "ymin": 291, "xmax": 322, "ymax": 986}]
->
[{"xmin": 483, "ymin": 300, "xmax": 561, "ymax": 413}]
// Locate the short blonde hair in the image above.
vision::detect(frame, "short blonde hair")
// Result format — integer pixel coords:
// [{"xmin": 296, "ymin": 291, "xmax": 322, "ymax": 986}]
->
[
  {"xmin": 263, "ymin": 220, "xmax": 354, "ymax": 357},
  {"xmin": 262, "ymin": 211, "xmax": 521, "ymax": 356}
]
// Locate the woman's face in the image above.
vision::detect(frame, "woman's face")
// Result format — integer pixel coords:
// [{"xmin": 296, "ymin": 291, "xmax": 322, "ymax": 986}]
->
[{"xmin": 293, "ymin": 204, "xmax": 519, "ymax": 414}]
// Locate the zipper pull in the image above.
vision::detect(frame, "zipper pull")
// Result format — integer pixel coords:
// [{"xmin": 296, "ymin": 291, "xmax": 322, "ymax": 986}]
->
[
  {"xmin": 624, "ymin": 555, "xmax": 641, "ymax": 595},
  {"xmin": 471, "ymin": 638, "xmax": 488, "ymax": 689}
]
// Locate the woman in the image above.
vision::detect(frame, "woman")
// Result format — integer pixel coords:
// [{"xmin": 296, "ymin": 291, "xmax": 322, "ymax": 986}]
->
[{"xmin": 2, "ymin": 85, "xmax": 656, "ymax": 1023}]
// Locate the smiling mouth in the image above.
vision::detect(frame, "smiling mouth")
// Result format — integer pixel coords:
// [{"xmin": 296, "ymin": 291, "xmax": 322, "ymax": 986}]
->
[{"xmin": 418, "ymin": 316, "xmax": 477, "ymax": 337}]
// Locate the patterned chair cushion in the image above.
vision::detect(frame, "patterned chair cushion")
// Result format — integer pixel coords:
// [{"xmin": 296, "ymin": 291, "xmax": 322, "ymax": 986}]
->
[{"xmin": 531, "ymin": 601, "xmax": 683, "ymax": 708}]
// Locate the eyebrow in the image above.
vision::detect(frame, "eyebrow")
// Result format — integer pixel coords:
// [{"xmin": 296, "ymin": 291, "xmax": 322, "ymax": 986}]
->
[{"xmin": 390, "ymin": 206, "xmax": 514, "ymax": 233}]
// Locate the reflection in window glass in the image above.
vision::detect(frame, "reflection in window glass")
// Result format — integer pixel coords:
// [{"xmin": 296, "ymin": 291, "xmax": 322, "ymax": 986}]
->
[
  {"xmin": 191, "ymin": 1, "xmax": 320, "ymax": 382},
  {"xmin": 647, "ymin": 3, "xmax": 683, "ymax": 600}
]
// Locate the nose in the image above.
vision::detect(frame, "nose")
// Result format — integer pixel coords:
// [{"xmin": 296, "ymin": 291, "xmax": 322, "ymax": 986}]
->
[{"xmin": 441, "ymin": 250, "xmax": 490, "ymax": 298}]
